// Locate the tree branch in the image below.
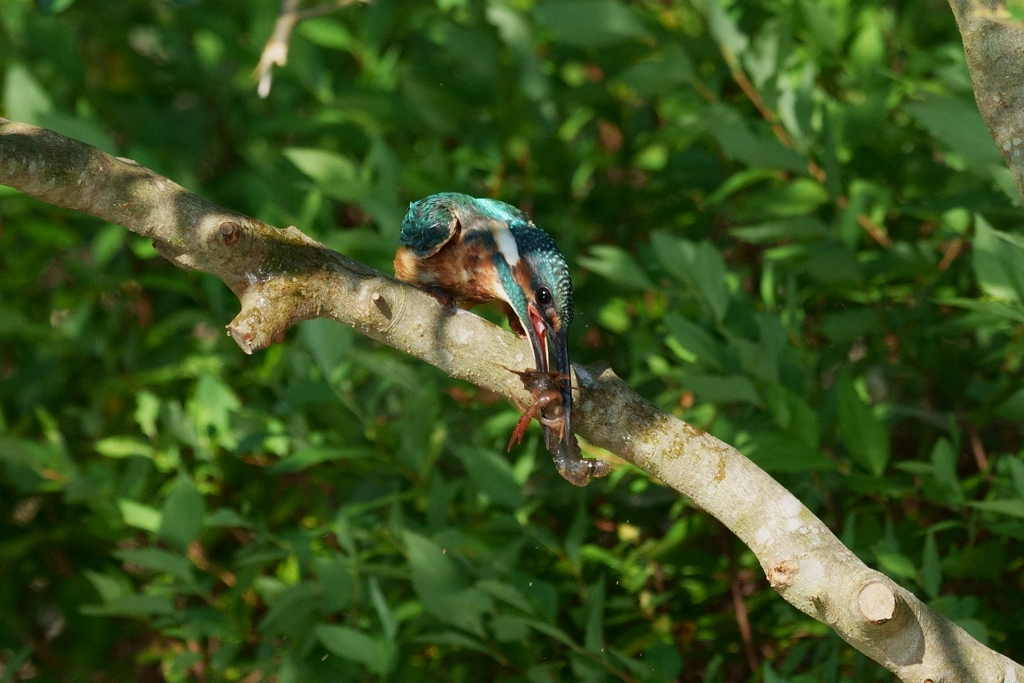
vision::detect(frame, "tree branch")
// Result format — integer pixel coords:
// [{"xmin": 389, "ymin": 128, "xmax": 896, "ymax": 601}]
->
[
  {"xmin": 0, "ymin": 118, "xmax": 1019, "ymax": 680},
  {"xmin": 949, "ymin": 0, "xmax": 1024, "ymax": 198}
]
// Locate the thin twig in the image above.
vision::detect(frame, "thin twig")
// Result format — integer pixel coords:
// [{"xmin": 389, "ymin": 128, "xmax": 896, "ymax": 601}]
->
[
  {"xmin": 729, "ymin": 562, "xmax": 758, "ymax": 673},
  {"xmin": 720, "ymin": 528, "xmax": 759, "ymax": 674},
  {"xmin": 718, "ymin": 45, "xmax": 827, "ymax": 183},
  {"xmin": 856, "ymin": 214, "xmax": 893, "ymax": 248},
  {"xmin": 835, "ymin": 195, "xmax": 893, "ymax": 248},
  {"xmin": 254, "ymin": 0, "xmax": 367, "ymax": 98},
  {"xmin": 967, "ymin": 422, "xmax": 990, "ymax": 474},
  {"xmin": 938, "ymin": 238, "xmax": 966, "ymax": 271},
  {"xmin": 254, "ymin": 0, "xmax": 301, "ymax": 99}
]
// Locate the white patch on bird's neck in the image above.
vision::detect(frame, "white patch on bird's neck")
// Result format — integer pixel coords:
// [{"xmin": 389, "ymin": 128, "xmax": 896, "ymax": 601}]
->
[{"xmin": 493, "ymin": 227, "xmax": 520, "ymax": 267}]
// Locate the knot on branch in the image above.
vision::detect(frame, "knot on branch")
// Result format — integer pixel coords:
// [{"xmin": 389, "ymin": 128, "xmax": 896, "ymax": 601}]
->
[
  {"xmin": 220, "ymin": 221, "xmax": 243, "ymax": 246},
  {"xmin": 208, "ymin": 216, "xmax": 261, "ymax": 259},
  {"xmin": 767, "ymin": 560, "xmax": 798, "ymax": 588},
  {"xmin": 360, "ymin": 279, "xmax": 408, "ymax": 338}
]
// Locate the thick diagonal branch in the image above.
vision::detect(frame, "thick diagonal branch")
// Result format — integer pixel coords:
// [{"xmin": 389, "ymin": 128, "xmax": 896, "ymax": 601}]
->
[{"xmin": 0, "ymin": 119, "xmax": 1019, "ymax": 680}]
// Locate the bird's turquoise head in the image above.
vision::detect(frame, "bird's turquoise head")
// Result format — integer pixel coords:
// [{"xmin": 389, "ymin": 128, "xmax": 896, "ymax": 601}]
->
[{"xmin": 494, "ymin": 217, "xmax": 576, "ymax": 446}]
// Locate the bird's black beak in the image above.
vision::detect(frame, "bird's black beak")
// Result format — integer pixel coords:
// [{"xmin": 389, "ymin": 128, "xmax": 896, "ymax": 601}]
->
[
  {"xmin": 550, "ymin": 327, "xmax": 573, "ymax": 443},
  {"xmin": 526, "ymin": 304, "xmax": 573, "ymax": 445}
]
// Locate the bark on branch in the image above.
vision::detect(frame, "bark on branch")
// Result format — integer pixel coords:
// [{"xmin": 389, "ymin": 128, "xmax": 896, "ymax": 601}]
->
[
  {"xmin": 950, "ymin": 0, "xmax": 1024, "ymax": 198},
  {"xmin": 0, "ymin": 118, "xmax": 1019, "ymax": 680}
]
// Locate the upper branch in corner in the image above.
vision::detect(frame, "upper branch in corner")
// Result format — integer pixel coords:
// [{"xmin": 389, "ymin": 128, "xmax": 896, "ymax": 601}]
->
[{"xmin": 949, "ymin": 0, "xmax": 1024, "ymax": 200}]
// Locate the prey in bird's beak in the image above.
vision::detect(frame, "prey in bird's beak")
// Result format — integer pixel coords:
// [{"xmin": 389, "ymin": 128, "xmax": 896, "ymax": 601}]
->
[
  {"xmin": 526, "ymin": 303, "xmax": 574, "ymax": 446},
  {"xmin": 519, "ymin": 301, "xmax": 608, "ymax": 486}
]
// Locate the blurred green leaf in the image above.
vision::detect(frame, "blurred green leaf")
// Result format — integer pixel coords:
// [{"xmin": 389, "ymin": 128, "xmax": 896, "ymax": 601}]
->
[
  {"xmin": 81, "ymin": 594, "xmax": 175, "ymax": 617},
  {"xmin": 682, "ymin": 375, "xmax": 760, "ymax": 405},
  {"xmin": 260, "ymin": 584, "xmax": 319, "ymax": 639},
  {"xmin": 618, "ymin": 45, "xmax": 694, "ymax": 97},
  {"xmin": 905, "ymin": 94, "xmax": 1004, "ymax": 176},
  {"xmin": 114, "ymin": 548, "xmax": 196, "ymax": 584},
  {"xmin": 316, "ymin": 624, "xmax": 393, "ymax": 674},
  {"xmin": 188, "ymin": 375, "xmax": 240, "ymax": 451},
  {"xmin": 663, "ymin": 313, "xmax": 725, "ymax": 370},
  {"xmin": 742, "ymin": 431, "xmax": 834, "ymax": 472},
  {"xmin": 284, "ymin": 148, "xmax": 367, "ymax": 202},
  {"xmin": 456, "ymin": 447, "xmax": 522, "ymax": 510},
  {"xmin": 803, "ymin": 240, "xmax": 861, "ymax": 286},
  {"xmin": 874, "ymin": 550, "xmax": 916, "ymax": 580},
  {"xmin": 798, "ymin": 0, "xmax": 844, "ymax": 55},
  {"xmin": 316, "ymin": 559, "xmax": 354, "ymax": 613},
  {"xmin": 922, "ymin": 533, "xmax": 942, "ymax": 598},
  {"xmin": 298, "ymin": 18, "xmax": 355, "ymax": 51},
  {"xmin": 369, "ymin": 577, "xmax": 398, "ymax": 642},
  {"xmin": 159, "ymin": 477, "xmax": 206, "ymax": 551},
  {"xmin": 95, "ymin": 437, "xmax": 155, "ymax": 459},
  {"xmin": 640, "ymin": 640, "xmax": 683, "ymax": 683},
  {"xmin": 1008, "ymin": 457, "xmax": 1024, "ymax": 500},
  {"xmin": 968, "ymin": 500, "xmax": 1024, "ymax": 518},
  {"xmin": 533, "ymin": 0, "xmax": 647, "ymax": 48},
  {"xmin": 705, "ymin": 104, "xmax": 807, "ymax": 173},
  {"xmin": 579, "ymin": 245, "xmax": 655, "ymax": 290},
  {"xmin": 119, "ymin": 500, "xmax": 162, "ymax": 532},
  {"xmin": 939, "ymin": 297, "xmax": 1024, "ymax": 324},
  {"xmin": 836, "ymin": 370, "xmax": 889, "ymax": 476},
  {"xmin": 706, "ymin": 0, "xmax": 749, "ymax": 56},
  {"xmin": 477, "ymin": 579, "xmax": 533, "ymax": 614},
  {"xmin": 3, "ymin": 63, "xmax": 53, "ymax": 124},
  {"xmin": 731, "ymin": 217, "xmax": 828, "ymax": 244},
  {"xmin": 972, "ymin": 215, "xmax": 1024, "ymax": 302},
  {"xmin": 820, "ymin": 307, "xmax": 882, "ymax": 344},
  {"xmin": 926, "ymin": 439, "xmax": 965, "ymax": 506},
  {"xmin": 269, "ymin": 447, "xmax": 370, "ymax": 474},
  {"xmin": 301, "ymin": 318, "xmax": 353, "ymax": 375},
  {"xmin": 205, "ymin": 508, "xmax": 254, "ymax": 528},
  {"xmin": 404, "ymin": 531, "xmax": 493, "ymax": 635},
  {"xmin": 651, "ymin": 234, "xmax": 731, "ymax": 322}
]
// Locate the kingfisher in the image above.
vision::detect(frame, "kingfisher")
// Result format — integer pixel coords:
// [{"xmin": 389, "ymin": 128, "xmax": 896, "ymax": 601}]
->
[{"xmin": 395, "ymin": 192, "xmax": 604, "ymax": 484}]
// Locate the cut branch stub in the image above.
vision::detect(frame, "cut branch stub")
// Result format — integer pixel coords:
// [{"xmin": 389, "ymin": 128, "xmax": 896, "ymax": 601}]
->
[{"xmin": 858, "ymin": 581, "xmax": 897, "ymax": 625}]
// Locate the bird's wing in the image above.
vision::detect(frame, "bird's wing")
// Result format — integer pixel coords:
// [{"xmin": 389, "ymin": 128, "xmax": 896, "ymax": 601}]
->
[{"xmin": 397, "ymin": 194, "xmax": 465, "ymax": 258}]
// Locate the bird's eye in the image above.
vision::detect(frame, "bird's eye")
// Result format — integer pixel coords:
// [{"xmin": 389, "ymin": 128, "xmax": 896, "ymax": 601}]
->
[{"xmin": 537, "ymin": 287, "xmax": 552, "ymax": 305}]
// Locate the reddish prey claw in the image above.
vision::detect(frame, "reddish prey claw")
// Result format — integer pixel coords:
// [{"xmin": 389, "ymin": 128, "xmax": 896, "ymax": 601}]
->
[
  {"xmin": 506, "ymin": 389, "xmax": 563, "ymax": 451},
  {"xmin": 502, "ymin": 366, "xmax": 569, "ymax": 451}
]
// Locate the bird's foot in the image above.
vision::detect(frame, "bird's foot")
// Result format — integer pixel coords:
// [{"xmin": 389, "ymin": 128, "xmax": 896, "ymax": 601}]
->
[
  {"xmin": 498, "ymin": 302, "xmax": 527, "ymax": 337},
  {"xmin": 508, "ymin": 314, "xmax": 527, "ymax": 337},
  {"xmin": 420, "ymin": 285, "xmax": 457, "ymax": 315}
]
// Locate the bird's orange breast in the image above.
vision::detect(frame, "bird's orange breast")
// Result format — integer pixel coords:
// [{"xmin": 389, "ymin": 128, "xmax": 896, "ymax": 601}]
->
[{"xmin": 394, "ymin": 239, "xmax": 504, "ymax": 308}]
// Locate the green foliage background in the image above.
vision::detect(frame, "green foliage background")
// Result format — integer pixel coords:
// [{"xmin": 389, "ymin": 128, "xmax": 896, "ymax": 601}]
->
[{"xmin": 2, "ymin": 0, "xmax": 1024, "ymax": 680}]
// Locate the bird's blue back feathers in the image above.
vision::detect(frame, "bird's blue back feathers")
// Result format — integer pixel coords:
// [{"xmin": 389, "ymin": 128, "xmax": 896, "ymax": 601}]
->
[{"xmin": 399, "ymin": 192, "xmax": 574, "ymax": 327}]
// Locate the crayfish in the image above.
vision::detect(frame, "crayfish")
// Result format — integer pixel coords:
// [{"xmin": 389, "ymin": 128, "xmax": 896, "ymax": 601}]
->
[{"xmin": 502, "ymin": 366, "xmax": 611, "ymax": 486}]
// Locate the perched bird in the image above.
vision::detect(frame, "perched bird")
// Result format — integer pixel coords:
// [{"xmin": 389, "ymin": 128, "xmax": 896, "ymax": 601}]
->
[{"xmin": 395, "ymin": 192, "xmax": 605, "ymax": 484}]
